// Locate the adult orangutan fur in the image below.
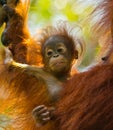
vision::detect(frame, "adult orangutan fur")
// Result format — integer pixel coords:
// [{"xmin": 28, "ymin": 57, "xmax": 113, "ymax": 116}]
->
[{"xmin": 56, "ymin": 0, "xmax": 113, "ymax": 130}]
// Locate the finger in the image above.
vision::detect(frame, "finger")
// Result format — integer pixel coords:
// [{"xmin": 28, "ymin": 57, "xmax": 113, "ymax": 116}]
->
[
  {"xmin": 41, "ymin": 111, "xmax": 50, "ymax": 117},
  {"xmin": 32, "ymin": 105, "xmax": 45, "ymax": 113},
  {"xmin": 38, "ymin": 107, "xmax": 48, "ymax": 115},
  {"xmin": 34, "ymin": 111, "xmax": 50, "ymax": 121},
  {"xmin": 32, "ymin": 106, "xmax": 47, "ymax": 117},
  {"xmin": 42, "ymin": 117, "xmax": 51, "ymax": 121}
]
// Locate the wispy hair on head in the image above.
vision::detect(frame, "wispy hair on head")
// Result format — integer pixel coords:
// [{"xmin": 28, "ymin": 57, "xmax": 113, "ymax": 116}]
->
[{"xmin": 36, "ymin": 21, "xmax": 85, "ymax": 63}]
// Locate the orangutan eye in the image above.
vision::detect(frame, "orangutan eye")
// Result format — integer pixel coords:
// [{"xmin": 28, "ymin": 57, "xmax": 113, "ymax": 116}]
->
[
  {"xmin": 46, "ymin": 49, "xmax": 53, "ymax": 57},
  {"xmin": 57, "ymin": 47, "xmax": 66, "ymax": 54}
]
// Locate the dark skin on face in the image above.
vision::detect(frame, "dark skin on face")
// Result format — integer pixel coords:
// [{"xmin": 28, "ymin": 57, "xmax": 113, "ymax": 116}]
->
[
  {"xmin": 42, "ymin": 35, "xmax": 77, "ymax": 81},
  {"xmin": 33, "ymin": 35, "xmax": 78, "ymax": 126}
]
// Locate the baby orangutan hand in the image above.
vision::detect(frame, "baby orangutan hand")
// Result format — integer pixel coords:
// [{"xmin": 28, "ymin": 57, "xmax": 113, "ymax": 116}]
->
[{"xmin": 32, "ymin": 105, "xmax": 55, "ymax": 127}]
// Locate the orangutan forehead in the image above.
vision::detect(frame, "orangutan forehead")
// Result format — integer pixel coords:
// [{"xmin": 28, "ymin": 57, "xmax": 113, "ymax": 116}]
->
[
  {"xmin": 44, "ymin": 35, "xmax": 74, "ymax": 48},
  {"xmin": 45, "ymin": 42, "xmax": 67, "ymax": 50}
]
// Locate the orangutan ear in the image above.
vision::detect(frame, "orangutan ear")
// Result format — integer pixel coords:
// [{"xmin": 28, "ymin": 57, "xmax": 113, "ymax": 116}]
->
[{"xmin": 74, "ymin": 50, "xmax": 78, "ymax": 59}]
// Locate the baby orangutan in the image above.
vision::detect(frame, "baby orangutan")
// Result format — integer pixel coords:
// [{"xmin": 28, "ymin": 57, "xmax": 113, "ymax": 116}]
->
[{"xmin": 4, "ymin": 23, "xmax": 85, "ymax": 126}]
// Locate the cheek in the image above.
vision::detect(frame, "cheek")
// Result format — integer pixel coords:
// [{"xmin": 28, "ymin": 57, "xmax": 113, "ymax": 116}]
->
[
  {"xmin": 42, "ymin": 56, "xmax": 49, "ymax": 67},
  {"xmin": 65, "ymin": 52, "xmax": 72, "ymax": 60}
]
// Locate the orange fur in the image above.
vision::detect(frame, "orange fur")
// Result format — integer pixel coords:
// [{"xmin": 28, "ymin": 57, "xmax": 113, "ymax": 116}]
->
[
  {"xmin": 56, "ymin": 0, "xmax": 113, "ymax": 130},
  {"xmin": 0, "ymin": 1, "xmax": 54, "ymax": 129},
  {"xmin": 0, "ymin": 0, "xmax": 85, "ymax": 129}
]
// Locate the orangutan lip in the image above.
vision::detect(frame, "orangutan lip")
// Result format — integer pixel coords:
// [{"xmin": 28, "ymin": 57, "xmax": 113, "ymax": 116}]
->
[
  {"xmin": 55, "ymin": 62, "xmax": 66, "ymax": 66},
  {"xmin": 57, "ymin": 62, "xmax": 64, "ymax": 64}
]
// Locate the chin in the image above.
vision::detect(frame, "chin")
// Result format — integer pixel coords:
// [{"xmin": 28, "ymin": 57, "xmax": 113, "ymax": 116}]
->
[{"xmin": 52, "ymin": 66, "xmax": 68, "ymax": 74}]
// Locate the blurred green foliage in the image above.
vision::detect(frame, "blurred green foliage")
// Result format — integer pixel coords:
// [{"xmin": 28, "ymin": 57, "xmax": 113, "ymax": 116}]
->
[{"xmin": 29, "ymin": 0, "xmax": 93, "ymax": 26}]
